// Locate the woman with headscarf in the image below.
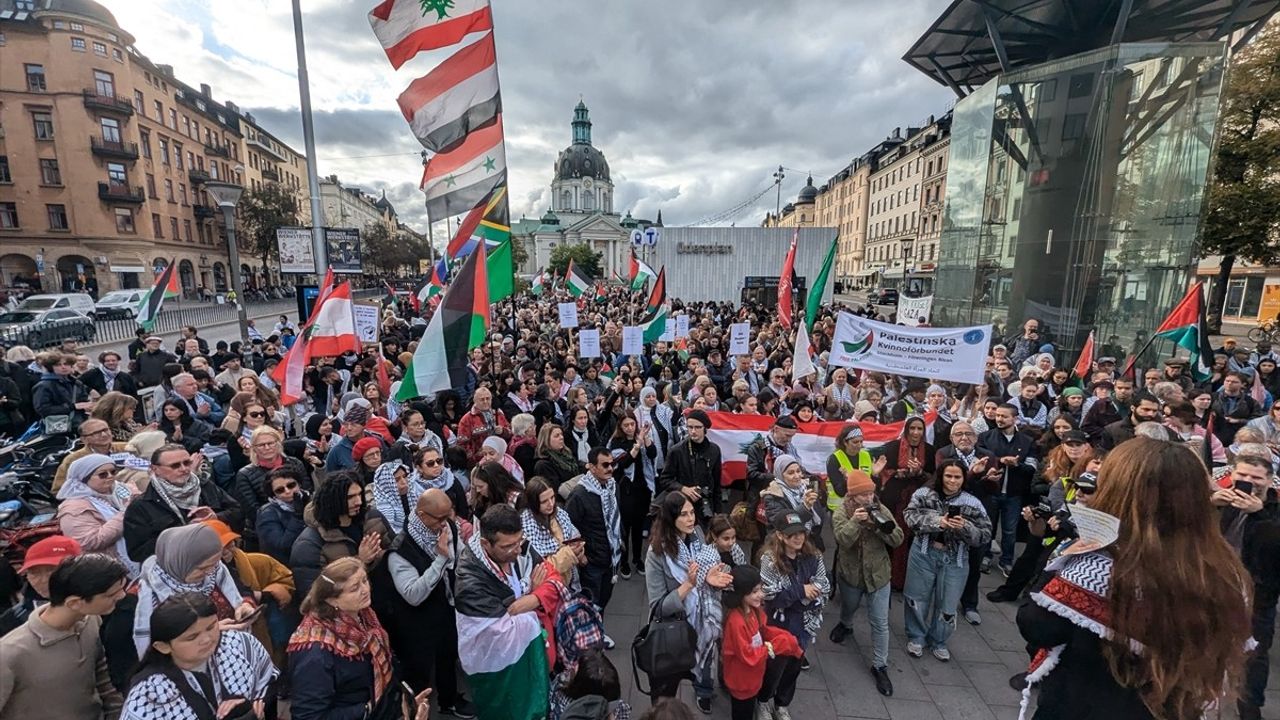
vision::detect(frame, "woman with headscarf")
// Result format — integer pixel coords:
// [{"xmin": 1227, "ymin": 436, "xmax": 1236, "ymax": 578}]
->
[
  {"xmin": 370, "ymin": 460, "xmax": 428, "ymax": 534},
  {"xmin": 481, "ymin": 435, "xmax": 526, "ymax": 484},
  {"xmin": 759, "ymin": 454, "xmax": 824, "ymax": 551},
  {"xmin": 876, "ymin": 416, "xmax": 935, "ymax": 592},
  {"xmin": 636, "ymin": 386, "xmax": 669, "ymax": 472},
  {"xmin": 56, "ymin": 453, "xmax": 142, "ymax": 576},
  {"xmin": 923, "ymin": 384, "xmax": 955, "ymax": 446},
  {"xmin": 133, "ymin": 523, "xmax": 257, "ymax": 655}
]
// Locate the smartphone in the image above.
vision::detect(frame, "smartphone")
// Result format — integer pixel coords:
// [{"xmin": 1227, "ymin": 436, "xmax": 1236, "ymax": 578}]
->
[
  {"xmin": 946, "ymin": 505, "xmax": 962, "ymax": 518},
  {"xmin": 1235, "ymin": 480, "xmax": 1256, "ymax": 495},
  {"xmin": 564, "ymin": 537, "xmax": 585, "ymax": 546},
  {"xmin": 240, "ymin": 605, "xmax": 266, "ymax": 623},
  {"xmin": 401, "ymin": 681, "xmax": 415, "ymax": 698}
]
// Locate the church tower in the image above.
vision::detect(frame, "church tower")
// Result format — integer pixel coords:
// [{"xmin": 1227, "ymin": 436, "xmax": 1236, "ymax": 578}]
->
[{"xmin": 551, "ymin": 99, "xmax": 614, "ymax": 215}]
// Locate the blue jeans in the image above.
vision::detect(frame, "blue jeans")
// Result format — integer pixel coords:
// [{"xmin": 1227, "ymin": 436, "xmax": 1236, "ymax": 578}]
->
[
  {"xmin": 838, "ymin": 581, "xmax": 890, "ymax": 668},
  {"xmin": 903, "ymin": 543, "xmax": 967, "ymax": 650},
  {"xmin": 991, "ymin": 494, "xmax": 1022, "ymax": 567}
]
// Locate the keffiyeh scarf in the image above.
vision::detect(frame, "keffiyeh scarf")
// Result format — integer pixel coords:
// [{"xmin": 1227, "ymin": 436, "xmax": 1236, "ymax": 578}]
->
[
  {"xmin": 150, "ymin": 473, "xmax": 203, "ymax": 517},
  {"xmin": 57, "ymin": 478, "xmax": 139, "ymax": 578},
  {"xmin": 121, "ymin": 630, "xmax": 277, "ymax": 720},
  {"xmin": 662, "ymin": 534, "xmax": 725, "ymax": 669},
  {"xmin": 578, "ymin": 475, "xmax": 622, "ymax": 569},
  {"xmin": 371, "ymin": 461, "xmax": 427, "ymax": 531},
  {"xmin": 288, "ymin": 608, "xmax": 393, "ymax": 704}
]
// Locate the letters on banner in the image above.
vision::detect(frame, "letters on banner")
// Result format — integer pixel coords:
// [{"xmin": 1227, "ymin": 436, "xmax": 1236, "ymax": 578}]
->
[{"xmin": 830, "ymin": 311, "xmax": 991, "ymax": 385}]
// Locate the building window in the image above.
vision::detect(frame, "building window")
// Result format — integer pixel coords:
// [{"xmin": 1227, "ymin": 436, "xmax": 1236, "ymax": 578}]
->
[
  {"xmin": 140, "ymin": 129, "xmax": 152, "ymax": 158},
  {"xmin": 100, "ymin": 117, "xmax": 121, "ymax": 143},
  {"xmin": 174, "ymin": 143, "xmax": 184, "ymax": 170},
  {"xmin": 114, "ymin": 208, "xmax": 134, "ymax": 233},
  {"xmin": 152, "ymin": 213, "xmax": 163, "ymax": 237},
  {"xmin": 71, "ymin": 37, "xmax": 86, "ymax": 51},
  {"xmin": 32, "ymin": 112, "xmax": 54, "ymax": 140},
  {"xmin": 179, "ymin": 183, "xmax": 188, "ymax": 205},
  {"xmin": 133, "ymin": 90, "xmax": 144, "ymax": 113},
  {"xmin": 168, "ymin": 109, "xmax": 177, "ymax": 130},
  {"xmin": 25, "ymin": 64, "xmax": 46, "ymax": 92},
  {"xmin": 52, "ymin": 20, "xmax": 67, "ymax": 29},
  {"xmin": 153, "ymin": 100, "xmax": 163, "ymax": 122},
  {"xmin": 92, "ymin": 41, "xmax": 107, "ymax": 56},
  {"xmin": 47, "ymin": 204, "xmax": 68, "ymax": 230},
  {"xmin": 94, "ymin": 69, "xmax": 115, "ymax": 97},
  {"xmin": 146, "ymin": 173, "xmax": 157, "ymax": 198},
  {"xmin": 108, "ymin": 31, "xmax": 119, "ymax": 42},
  {"xmin": 68, "ymin": 21, "xmax": 83, "ymax": 31},
  {"xmin": 159, "ymin": 138, "xmax": 170, "ymax": 165},
  {"xmin": 39, "ymin": 158, "xmax": 61, "ymax": 185},
  {"xmin": 183, "ymin": 219, "xmax": 192, "ymax": 242},
  {"xmin": 113, "ymin": 48, "xmax": 123, "ymax": 62},
  {"xmin": 107, "ymin": 162, "xmax": 127, "ymax": 187},
  {"xmin": 0, "ymin": 201, "xmax": 19, "ymax": 228},
  {"xmin": 0, "ymin": 31, "xmax": 6, "ymax": 45},
  {"xmin": 0, "ymin": 156, "xmax": 9, "ymax": 183},
  {"xmin": 164, "ymin": 179, "xmax": 174, "ymax": 202},
  {"xmin": 170, "ymin": 217, "xmax": 179, "ymax": 238}
]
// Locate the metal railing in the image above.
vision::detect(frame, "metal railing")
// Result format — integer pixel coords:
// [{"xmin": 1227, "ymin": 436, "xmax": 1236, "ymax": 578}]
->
[
  {"xmin": 90, "ymin": 135, "xmax": 139, "ymax": 160},
  {"xmin": 82, "ymin": 89, "xmax": 135, "ymax": 115},
  {"xmin": 0, "ymin": 317, "xmax": 96, "ymax": 349},
  {"xmin": 97, "ymin": 182, "xmax": 145, "ymax": 203}
]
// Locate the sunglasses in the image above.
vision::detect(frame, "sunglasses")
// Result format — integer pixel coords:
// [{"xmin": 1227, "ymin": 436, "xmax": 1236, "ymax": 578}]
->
[
  {"xmin": 82, "ymin": 427, "xmax": 112, "ymax": 438},
  {"xmin": 272, "ymin": 481, "xmax": 298, "ymax": 495},
  {"xmin": 247, "ymin": 411, "xmax": 266, "ymax": 418},
  {"xmin": 92, "ymin": 468, "xmax": 117, "ymax": 479},
  {"xmin": 161, "ymin": 459, "xmax": 194, "ymax": 469},
  {"xmin": 422, "ymin": 458, "xmax": 443, "ymax": 467},
  {"xmin": 597, "ymin": 461, "xmax": 615, "ymax": 469}
]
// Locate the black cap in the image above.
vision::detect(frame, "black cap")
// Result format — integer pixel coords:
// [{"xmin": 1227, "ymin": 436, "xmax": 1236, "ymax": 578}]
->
[
  {"xmin": 774, "ymin": 415, "xmax": 798, "ymax": 430},
  {"xmin": 1062, "ymin": 430, "xmax": 1089, "ymax": 445},
  {"xmin": 1075, "ymin": 471, "xmax": 1098, "ymax": 491},
  {"xmin": 772, "ymin": 509, "xmax": 811, "ymax": 535},
  {"xmin": 685, "ymin": 409, "xmax": 712, "ymax": 429}
]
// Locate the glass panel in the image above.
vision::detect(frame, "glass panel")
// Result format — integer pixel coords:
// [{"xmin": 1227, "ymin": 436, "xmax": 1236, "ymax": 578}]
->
[
  {"xmin": 1241, "ymin": 276, "xmax": 1265, "ymax": 318},
  {"xmin": 1225, "ymin": 279, "xmax": 1247, "ymax": 316}
]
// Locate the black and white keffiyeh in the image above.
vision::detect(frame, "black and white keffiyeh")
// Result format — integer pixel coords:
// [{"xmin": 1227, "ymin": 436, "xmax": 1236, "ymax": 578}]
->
[
  {"xmin": 520, "ymin": 507, "xmax": 581, "ymax": 559},
  {"xmin": 121, "ymin": 630, "xmax": 277, "ymax": 720},
  {"xmin": 578, "ymin": 475, "xmax": 621, "ymax": 569},
  {"xmin": 662, "ymin": 534, "xmax": 725, "ymax": 669}
]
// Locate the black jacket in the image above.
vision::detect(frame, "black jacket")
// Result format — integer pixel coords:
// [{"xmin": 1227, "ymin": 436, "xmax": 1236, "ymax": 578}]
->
[
  {"xmin": 566, "ymin": 480, "xmax": 615, "ymax": 571},
  {"xmin": 533, "ymin": 455, "xmax": 582, "ymax": 494},
  {"xmin": 976, "ymin": 428, "xmax": 1037, "ymax": 497},
  {"xmin": 1212, "ymin": 391, "xmax": 1263, "ymax": 446},
  {"xmin": 657, "ymin": 437, "xmax": 723, "ymax": 516},
  {"xmin": 79, "ymin": 367, "xmax": 139, "ymax": 399},
  {"xmin": 563, "ymin": 423, "xmax": 602, "ymax": 462},
  {"xmin": 132, "ymin": 348, "xmax": 178, "ymax": 388},
  {"xmin": 289, "ymin": 514, "xmax": 391, "ymax": 600},
  {"xmin": 0, "ymin": 360, "xmax": 37, "ymax": 424},
  {"xmin": 32, "ymin": 372, "xmax": 89, "ymax": 420},
  {"xmin": 1098, "ymin": 417, "xmax": 1138, "ymax": 451},
  {"xmin": 934, "ymin": 445, "xmax": 999, "ymax": 498},
  {"xmin": 123, "ymin": 478, "xmax": 243, "ymax": 561},
  {"xmin": 255, "ymin": 496, "xmax": 308, "ymax": 565},
  {"xmin": 1081, "ymin": 399, "xmax": 1126, "ymax": 444},
  {"xmin": 609, "ymin": 435, "xmax": 657, "ymax": 498},
  {"xmin": 288, "ymin": 644, "xmax": 401, "ymax": 720},
  {"xmin": 1221, "ymin": 493, "xmax": 1280, "ymax": 609},
  {"xmin": 233, "ymin": 456, "xmax": 310, "ymax": 549}
]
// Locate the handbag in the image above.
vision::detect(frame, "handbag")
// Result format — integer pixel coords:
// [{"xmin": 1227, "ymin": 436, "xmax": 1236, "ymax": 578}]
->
[
  {"xmin": 631, "ymin": 589, "xmax": 697, "ymax": 696},
  {"xmin": 42, "ymin": 414, "xmax": 72, "ymax": 435}
]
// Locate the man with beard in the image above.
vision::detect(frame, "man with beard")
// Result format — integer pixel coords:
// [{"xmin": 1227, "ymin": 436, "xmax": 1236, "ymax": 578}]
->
[
  {"xmin": 1100, "ymin": 394, "xmax": 1162, "ymax": 451},
  {"xmin": 977, "ymin": 405, "xmax": 1037, "ymax": 577},
  {"xmin": 1082, "ymin": 377, "xmax": 1134, "ymax": 443}
]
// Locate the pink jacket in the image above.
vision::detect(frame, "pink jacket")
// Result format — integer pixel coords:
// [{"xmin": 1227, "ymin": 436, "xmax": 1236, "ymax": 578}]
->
[{"xmin": 56, "ymin": 486, "xmax": 141, "ymax": 564}]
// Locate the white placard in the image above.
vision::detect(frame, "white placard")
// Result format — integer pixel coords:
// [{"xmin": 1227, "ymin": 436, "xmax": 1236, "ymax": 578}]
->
[
  {"xmin": 578, "ymin": 329, "xmax": 601, "ymax": 358},
  {"xmin": 1060, "ymin": 506, "xmax": 1121, "ymax": 555},
  {"xmin": 352, "ymin": 302, "xmax": 380, "ymax": 344},
  {"xmin": 830, "ymin": 311, "xmax": 991, "ymax": 385},
  {"xmin": 660, "ymin": 319, "xmax": 676, "ymax": 342},
  {"xmin": 558, "ymin": 302, "xmax": 579, "ymax": 329},
  {"xmin": 622, "ymin": 326, "xmax": 643, "ymax": 356},
  {"xmin": 897, "ymin": 295, "xmax": 934, "ymax": 326},
  {"xmin": 675, "ymin": 314, "xmax": 690, "ymax": 338},
  {"xmin": 729, "ymin": 322, "xmax": 751, "ymax": 356}
]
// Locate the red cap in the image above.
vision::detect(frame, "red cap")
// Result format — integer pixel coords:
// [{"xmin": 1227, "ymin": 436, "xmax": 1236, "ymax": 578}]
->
[
  {"xmin": 352, "ymin": 437, "xmax": 382, "ymax": 462},
  {"xmin": 20, "ymin": 535, "xmax": 83, "ymax": 573}
]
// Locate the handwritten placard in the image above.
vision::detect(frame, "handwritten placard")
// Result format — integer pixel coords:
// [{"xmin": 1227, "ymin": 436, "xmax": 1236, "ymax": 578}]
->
[
  {"xmin": 729, "ymin": 322, "xmax": 750, "ymax": 356},
  {"xmin": 675, "ymin": 314, "xmax": 690, "ymax": 338},
  {"xmin": 558, "ymin": 302, "xmax": 579, "ymax": 329},
  {"xmin": 622, "ymin": 326, "xmax": 643, "ymax": 356},
  {"xmin": 352, "ymin": 302, "xmax": 380, "ymax": 344},
  {"xmin": 578, "ymin": 329, "xmax": 601, "ymax": 358}
]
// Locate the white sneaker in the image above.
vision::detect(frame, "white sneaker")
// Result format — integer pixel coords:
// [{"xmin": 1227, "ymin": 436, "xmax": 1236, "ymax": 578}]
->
[
  {"xmin": 773, "ymin": 705, "xmax": 792, "ymax": 720},
  {"xmin": 603, "ymin": 634, "xmax": 615, "ymax": 650},
  {"xmin": 754, "ymin": 701, "xmax": 774, "ymax": 720},
  {"xmin": 906, "ymin": 641, "xmax": 924, "ymax": 658},
  {"xmin": 964, "ymin": 609, "xmax": 982, "ymax": 625},
  {"xmin": 932, "ymin": 647, "xmax": 951, "ymax": 662}
]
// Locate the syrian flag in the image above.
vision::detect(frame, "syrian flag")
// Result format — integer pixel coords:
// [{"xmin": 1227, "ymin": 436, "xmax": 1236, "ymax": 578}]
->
[
  {"xmin": 565, "ymin": 260, "xmax": 592, "ymax": 298},
  {"xmin": 778, "ymin": 229, "xmax": 798, "ymax": 330},
  {"xmin": 706, "ymin": 410, "xmax": 931, "ymax": 487},
  {"xmin": 805, "ymin": 235, "xmax": 837, "ymax": 329},
  {"xmin": 421, "ymin": 116, "xmax": 506, "ymax": 222},
  {"xmin": 446, "ymin": 180, "xmax": 509, "ymax": 259},
  {"xmin": 273, "ymin": 269, "xmax": 336, "ymax": 405},
  {"xmin": 135, "ymin": 259, "xmax": 178, "ymax": 332},
  {"xmin": 368, "ymin": 0, "xmax": 493, "ymax": 70},
  {"xmin": 628, "ymin": 252, "xmax": 656, "ymax": 292},
  {"xmin": 397, "ymin": 243, "xmax": 490, "ymax": 401},
  {"xmin": 1126, "ymin": 282, "xmax": 1214, "ymax": 382},
  {"xmin": 1072, "ymin": 330, "xmax": 1095, "ymax": 382},
  {"xmin": 397, "ymin": 31, "xmax": 501, "ymax": 153},
  {"xmin": 531, "ymin": 269, "xmax": 548, "ymax": 296}
]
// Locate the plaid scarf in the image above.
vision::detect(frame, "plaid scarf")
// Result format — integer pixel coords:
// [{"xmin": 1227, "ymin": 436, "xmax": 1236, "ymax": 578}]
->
[
  {"xmin": 288, "ymin": 607, "xmax": 393, "ymax": 703},
  {"xmin": 150, "ymin": 473, "xmax": 203, "ymax": 516},
  {"xmin": 578, "ymin": 475, "xmax": 621, "ymax": 569}
]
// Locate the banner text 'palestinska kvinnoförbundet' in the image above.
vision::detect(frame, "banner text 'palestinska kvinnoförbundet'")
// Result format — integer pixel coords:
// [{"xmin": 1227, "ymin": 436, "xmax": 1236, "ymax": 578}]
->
[{"xmin": 830, "ymin": 311, "xmax": 991, "ymax": 385}]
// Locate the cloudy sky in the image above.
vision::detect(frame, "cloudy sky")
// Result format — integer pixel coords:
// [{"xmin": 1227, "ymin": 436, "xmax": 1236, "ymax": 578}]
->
[{"xmin": 102, "ymin": 0, "xmax": 954, "ymax": 243}]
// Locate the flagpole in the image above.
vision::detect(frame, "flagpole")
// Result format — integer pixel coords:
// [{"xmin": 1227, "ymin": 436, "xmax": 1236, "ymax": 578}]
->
[{"xmin": 291, "ymin": 0, "xmax": 329, "ymax": 277}]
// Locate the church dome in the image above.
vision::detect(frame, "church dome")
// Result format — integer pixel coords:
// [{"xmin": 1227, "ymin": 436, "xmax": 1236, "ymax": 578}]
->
[
  {"xmin": 797, "ymin": 175, "xmax": 817, "ymax": 204},
  {"xmin": 554, "ymin": 144, "xmax": 611, "ymax": 183}
]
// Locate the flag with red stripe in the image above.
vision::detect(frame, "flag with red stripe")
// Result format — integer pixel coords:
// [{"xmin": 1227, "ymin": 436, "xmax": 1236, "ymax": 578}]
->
[
  {"xmin": 1072, "ymin": 330, "xmax": 1095, "ymax": 382},
  {"xmin": 397, "ymin": 31, "xmax": 500, "ymax": 153},
  {"xmin": 778, "ymin": 229, "xmax": 798, "ymax": 330},
  {"xmin": 368, "ymin": 0, "xmax": 493, "ymax": 70}
]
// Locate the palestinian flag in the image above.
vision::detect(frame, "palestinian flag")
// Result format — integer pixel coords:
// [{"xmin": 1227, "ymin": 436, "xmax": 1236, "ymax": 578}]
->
[
  {"xmin": 1152, "ymin": 282, "xmax": 1214, "ymax": 382},
  {"xmin": 639, "ymin": 303, "xmax": 669, "ymax": 344},
  {"xmin": 643, "ymin": 266, "xmax": 666, "ymax": 317},
  {"xmin": 136, "ymin": 259, "xmax": 178, "ymax": 332},
  {"xmin": 565, "ymin": 260, "xmax": 592, "ymax": 298},
  {"xmin": 416, "ymin": 258, "xmax": 448, "ymax": 310},
  {"xmin": 455, "ymin": 542, "xmax": 550, "ymax": 720},
  {"xmin": 486, "ymin": 236, "xmax": 514, "ymax": 303},
  {"xmin": 805, "ymin": 235, "xmax": 837, "ymax": 329},
  {"xmin": 397, "ymin": 243, "xmax": 490, "ymax": 401},
  {"xmin": 530, "ymin": 270, "xmax": 548, "ymax": 296},
  {"xmin": 594, "ymin": 282, "xmax": 608, "ymax": 304},
  {"xmin": 629, "ymin": 252, "xmax": 656, "ymax": 292}
]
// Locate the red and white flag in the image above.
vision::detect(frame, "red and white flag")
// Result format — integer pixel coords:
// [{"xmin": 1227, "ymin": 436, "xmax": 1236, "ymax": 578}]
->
[
  {"xmin": 307, "ymin": 281, "xmax": 361, "ymax": 358},
  {"xmin": 777, "ymin": 229, "xmax": 798, "ymax": 330},
  {"xmin": 398, "ymin": 32, "xmax": 500, "ymax": 153},
  {"xmin": 368, "ymin": 0, "xmax": 493, "ymax": 70},
  {"xmin": 274, "ymin": 269, "xmax": 336, "ymax": 405},
  {"xmin": 1072, "ymin": 330, "xmax": 1095, "ymax": 381},
  {"xmin": 705, "ymin": 410, "xmax": 930, "ymax": 487}
]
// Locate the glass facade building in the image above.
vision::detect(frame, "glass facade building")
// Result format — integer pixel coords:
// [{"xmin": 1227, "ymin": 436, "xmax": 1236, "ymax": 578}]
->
[{"xmin": 932, "ymin": 42, "xmax": 1228, "ymax": 365}]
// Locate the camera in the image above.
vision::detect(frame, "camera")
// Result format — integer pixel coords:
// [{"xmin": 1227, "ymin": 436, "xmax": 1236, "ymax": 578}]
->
[
  {"xmin": 864, "ymin": 504, "xmax": 896, "ymax": 533},
  {"xmin": 1030, "ymin": 502, "xmax": 1056, "ymax": 520},
  {"xmin": 1053, "ymin": 508, "xmax": 1078, "ymax": 541}
]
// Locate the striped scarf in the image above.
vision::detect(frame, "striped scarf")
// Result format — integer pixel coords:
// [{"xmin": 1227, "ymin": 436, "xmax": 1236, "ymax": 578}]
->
[{"xmin": 288, "ymin": 608, "xmax": 393, "ymax": 703}]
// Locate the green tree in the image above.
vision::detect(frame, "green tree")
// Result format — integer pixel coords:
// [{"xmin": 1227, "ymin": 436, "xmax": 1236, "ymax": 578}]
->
[
  {"xmin": 361, "ymin": 222, "xmax": 400, "ymax": 276},
  {"xmin": 511, "ymin": 235, "xmax": 529, "ymax": 269},
  {"xmin": 548, "ymin": 243, "xmax": 602, "ymax": 278},
  {"xmin": 1202, "ymin": 25, "xmax": 1280, "ymax": 330},
  {"xmin": 237, "ymin": 184, "xmax": 300, "ymax": 279}
]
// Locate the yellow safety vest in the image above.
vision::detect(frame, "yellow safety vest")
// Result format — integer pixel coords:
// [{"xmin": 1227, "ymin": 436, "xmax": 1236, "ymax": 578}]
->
[{"xmin": 827, "ymin": 448, "xmax": 874, "ymax": 511}]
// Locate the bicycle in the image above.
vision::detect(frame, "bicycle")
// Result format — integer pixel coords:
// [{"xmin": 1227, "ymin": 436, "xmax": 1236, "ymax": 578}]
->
[{"xmin": 1248, "ymin": 319, "xmax": 1279, "ymax": 344}]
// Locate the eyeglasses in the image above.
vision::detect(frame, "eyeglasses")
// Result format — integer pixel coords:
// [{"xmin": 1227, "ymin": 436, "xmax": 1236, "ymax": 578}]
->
[
  {"xmin": 252, "ymin": 440, "xmax": 279, "ymax": 449},
  {"xmin": 82, "ymin": 427, "xmax": 111, "ymax": 438},
  {"xmin": 422, "ymin": 458, "xmax": 443, "ymax": 467},
  {"xmin": 272, "ymin": 481, "xmax": 298, "ymax": 495},
  {"xmin": 247, "ymin": 411, "xmax": 266, "ymax": 418},
  {"xmin": 597, "ymin": 461, "xmax": 615, "ymax": 469},
  {"xmin": 92, "ymin": 468, "xmax": 117, "ymax": 479},
  {"xmin": 161, "ymin": 459, "xmax": 194, "ymax": 469}
]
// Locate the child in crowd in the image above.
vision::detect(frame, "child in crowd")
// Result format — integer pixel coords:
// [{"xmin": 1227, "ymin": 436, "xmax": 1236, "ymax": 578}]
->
[
  {"xmin": 720, "ymin": 565, "xmax": 803, "ymax": 720},
  {"xmin": 708, "ymin": 514, "xmax": 748, "ymax": 569}
]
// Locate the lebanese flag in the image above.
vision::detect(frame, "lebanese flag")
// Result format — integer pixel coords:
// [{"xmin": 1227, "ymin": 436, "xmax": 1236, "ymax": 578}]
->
[
  {"xmin": 368, "ymin": 0, "xmax": 493, "ymax": 70},
  {"xmin": 706, "ymin": 411, "xmax": 929, "ymax": 487},
  {"xmin": 398, "ymin": 32, "xmax": 500, "ymax": 153},
  {"xmin": 307, "ymin": 281, "xmax": 361, "ymax": 357},
  {"xmin": 778, "ymin": 229, "xmax": 798, "ymax": 330},
  {"xmin": 421, "ymin": 116, "xmax": 506, "ymax": 222},
  {"xmin": 273, "ymin": 269, "xmax": 337, "ymax": 405},
  {"xmin": 1072, "ymin": 330, "xmax": 1095, "ymax": 381}
]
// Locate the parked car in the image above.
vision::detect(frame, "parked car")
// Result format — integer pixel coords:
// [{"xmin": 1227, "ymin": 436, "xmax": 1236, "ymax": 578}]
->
[
  {"xmin": 0, "ymin": 308, "xmax": 96, "ymax": 348},
  {"xmin": 17, "ymin": 292, "xmax": 97, "ymax": 320},
  {"xmin": 867, "ymin": 288, "xmax": 900, "ymax": 306},
  {"xmin": 95, "ymin": 289, "xmax": 146, "ymax": 319}
]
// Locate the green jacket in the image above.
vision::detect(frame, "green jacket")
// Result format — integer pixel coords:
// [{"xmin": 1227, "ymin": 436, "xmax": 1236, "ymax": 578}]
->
[{"xmin": 831, "ymin": 499, "xmax": 903, "ymax": 592}]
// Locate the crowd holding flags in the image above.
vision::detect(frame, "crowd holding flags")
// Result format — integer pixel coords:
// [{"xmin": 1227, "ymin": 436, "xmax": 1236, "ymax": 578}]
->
[
  {"xmin": 564, "ymin": 260, "xmax": 592, "ymax": 298},
  {"xmin": 272, "ymin": 268, "xmax": 362, "ymax": 405},
  {"xmin": 134, "ymin": 260, "xmax": 179, "ymax": 332}
]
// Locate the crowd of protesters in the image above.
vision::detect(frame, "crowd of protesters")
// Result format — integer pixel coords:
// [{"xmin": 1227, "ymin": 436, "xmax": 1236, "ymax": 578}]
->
[{"xmin": 0, "ymin": 282, "xmax": 1277, "ymax": 720}]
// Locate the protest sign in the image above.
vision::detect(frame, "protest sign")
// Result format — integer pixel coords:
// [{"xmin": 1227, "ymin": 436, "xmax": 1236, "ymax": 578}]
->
[
  {"xmin": 675, "ymin": 315, "xmax": 690, "ymax": 338},
  {"xmin": 729, "ymin": 322, "xmax": 750, "ymax": 356},
  {"xmin": 830, "ymin": 311, "xmax": 991, "ymax": 385},
  {"xmin": 622, "ymin": 326, "xmax": 643, "ymax": 355},
  {"xmin": 578, "ymin": 329, "xmax": 601, "ymax": 358},
  {"xmin": 897, "ymin": 295, "xmax": 933, "ymax": 325},
  {"xmin": 558, "ymin": 302, "xmax": 579, "ymax": 329},
  {"xmin": 661, "ymin": 319, "xmax": 676, "ymax": 342},
  {"xmin": 352, "ymin": 302, "xmax": 380, "ymax": 344}
]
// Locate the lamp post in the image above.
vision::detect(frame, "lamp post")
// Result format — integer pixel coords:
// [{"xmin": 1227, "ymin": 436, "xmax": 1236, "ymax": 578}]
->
[
  {"xmin": 773, "ymin": 166, "xmax": 785, "ymax": 224},
  {"xmin": 900, "ymin": 237, "xmax": 915, "ymax": 296},
  {"xmin": 203, "ymin": 181, "xmax": 248, "ymax": 340}
]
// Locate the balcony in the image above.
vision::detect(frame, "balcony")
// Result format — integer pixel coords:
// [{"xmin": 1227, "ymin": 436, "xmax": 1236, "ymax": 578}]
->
[
  {"xmin": 188, "ymin": 169, "xmax": 210, "ymax": 185},
  {"xmin": 204, "ymin": 142, "xmax": 231, "ymax": 159},
  {"xmin": 247, "ymin": 134, "xmax": 286, "ymax": 162},
  {"xmin": 82, "ymin": 89, "xmax": 134, "ymax": 116},
  {"xmin": 98, "ymin": 182, "xmax": 145, "ymax": 204},
  {"xmin": 90, "ymin": 135, "xmax": 139, "ymax": 161},
  {"xmin": 261, "ymin": 167, "xmax": 280, "ymax": 182},
  {"xmin": 193, "ymin": 204, "xmax": 217, "ymax": 220}
]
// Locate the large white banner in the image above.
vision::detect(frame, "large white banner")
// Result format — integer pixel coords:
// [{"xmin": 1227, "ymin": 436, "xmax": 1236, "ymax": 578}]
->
[
  {"xmin": 830, "ymin": 311, "xmax": 991, "ymax": 385},
  {"xmin": 897, "ymin": 295, "xmax": 933, "ymax": 325}
]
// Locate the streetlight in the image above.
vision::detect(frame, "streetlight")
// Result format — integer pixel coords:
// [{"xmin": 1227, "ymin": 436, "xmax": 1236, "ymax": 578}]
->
[
  {"xmin": 900, "ymin": 237, "xmax": 915, "ymax": 296},
  {"xmin": 203, "ymin": 180, "xmax": 249, "ymax": 340},
  {"xmin": 773, "ymin": 166, "xmax": 785, "ymax": 224}
]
